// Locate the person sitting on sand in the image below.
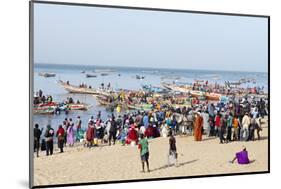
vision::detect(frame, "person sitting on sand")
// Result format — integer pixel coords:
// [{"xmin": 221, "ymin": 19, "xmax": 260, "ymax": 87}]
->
[
  {"xmin": 230, "ymin": 147, "xmax": 250, "ymax": 164},
  {"xmin": 138, "ymin": 133, "xmax": 150, "ymax": 172}
]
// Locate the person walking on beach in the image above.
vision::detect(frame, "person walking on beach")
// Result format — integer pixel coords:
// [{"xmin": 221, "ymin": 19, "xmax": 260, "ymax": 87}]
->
[
  {"xmin": 56, "ymin": 125, "xmax": 65, "ymax": 153},
  {"xmin": 44, "ymin": 125, "xmax": 54, "ymax": 156},
  {"xmin": 168, "ymin": 130, "xmax": 177, "ymax": 166},
  {"xmin": 34, "ymin": 123, "xmax": 42, "ymax": 157},
  {"xmin": 194, "ymin": 112, "xmax": 203, "ymax": 141},
  {"xmin": 138, "ymin": 133, "xmax": 150, "ymax": 172}
]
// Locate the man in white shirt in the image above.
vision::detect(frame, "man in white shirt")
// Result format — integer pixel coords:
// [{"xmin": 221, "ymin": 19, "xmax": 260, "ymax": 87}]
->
[{"xmin": 240, "ymin": 112, "xmax": 251, "ymax": 141}]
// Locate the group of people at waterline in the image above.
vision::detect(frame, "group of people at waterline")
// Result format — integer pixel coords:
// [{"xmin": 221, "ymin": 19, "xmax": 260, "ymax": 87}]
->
[{"xmin": 34, "ymin": 97, "xmax": 266, "ymax": 169}]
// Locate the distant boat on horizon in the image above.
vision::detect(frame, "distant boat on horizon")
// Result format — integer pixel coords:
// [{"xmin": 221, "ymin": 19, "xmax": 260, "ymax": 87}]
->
[
  {"xmin": 86, "ymin": 74, "xmax": 97, "ymax": 78},
  {"xmin": 39, "ymin": 72, "xmax": 56, "ymax": 78}
]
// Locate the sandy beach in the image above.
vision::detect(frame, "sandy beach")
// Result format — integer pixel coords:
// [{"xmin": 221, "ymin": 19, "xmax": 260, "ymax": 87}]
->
[{"xmin": 33, "ymin": 117, "xmax": 268, "ymax": 186}]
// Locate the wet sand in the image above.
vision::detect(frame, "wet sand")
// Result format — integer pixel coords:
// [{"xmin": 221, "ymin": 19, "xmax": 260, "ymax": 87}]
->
[{"xmin": 34, "ymin": 117, "xmax": 268, "ymax": 186}]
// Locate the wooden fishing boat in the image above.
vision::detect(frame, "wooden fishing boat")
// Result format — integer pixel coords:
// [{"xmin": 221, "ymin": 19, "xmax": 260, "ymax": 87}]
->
[
  {"xmin": 33, "ymin": 106, "xmax": 55, "ymax": 114},
  {"xmin": 39, "ymin": 72, "xmax": 56, "ymax": 77},
  {"xmin": 96, "ymin": 96, "xmax": 112, "ymax": 106},
  {"xmin": 190, "ymin": 90, "xmax": 205, "ymax": 98},
  {"xmin": 142, "ymin": 84, "xmax": 168, "ymax": 93},
  {"xmin": 127, "ymin": 103, "xmax": 153, "ymax": 111},
  {"xmin": 161, "ymin": 82, "xmax": 174, "ymax": 90},
  {"xmin": 205, "ymin": 92, "xmax": 221, "ymax": 101},
  {"xmin": 136, "ymin": 75, "xmax": 145, "ymax": 79},
  {"xmin": 68, "ymin": 103, "xmax": 90, "ymax": 110},
  {"xmin": 57, "ymin": 80, "xmax": 101, "ymax": 94},
  {"xmin": 86, "ymin": 74, "xmax": 97, "ymax": 78},
  {"xmin": 100, "ymin": 73, "xmax": 109, "ymax": 76},
  {"xmin": 161, "ymin": 82, "xmax": 191, "ymax": 93}
]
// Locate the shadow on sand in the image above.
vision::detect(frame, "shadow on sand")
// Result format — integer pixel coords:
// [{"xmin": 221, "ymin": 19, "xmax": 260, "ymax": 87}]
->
[
  {"xmin": 150, "ymin": 159, "xmax": 198, "ymax": 172},
  {"xmin": 249, "ymin": 160, "xmax": 256, "ymax": 164}
]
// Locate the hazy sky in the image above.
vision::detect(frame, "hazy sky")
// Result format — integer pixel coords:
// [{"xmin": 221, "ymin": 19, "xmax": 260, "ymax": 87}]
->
[{"xmin": 34, "ymin": 3, "xmax": 268, "ymax": 72}]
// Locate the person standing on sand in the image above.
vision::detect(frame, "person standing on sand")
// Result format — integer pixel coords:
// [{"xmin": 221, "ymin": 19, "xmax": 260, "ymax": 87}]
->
[
  {"xmin": 62, "ymin": 120, "xmax": 68, "ymax": 147},
  {"xmin": 218, "ymin": 114, "xmax": 226, "ymax": 144},
  {"xmin": 56, "ymin": 125, "xmax": 65, "ymax": 153},
  {"xmin": 109, "ymin": 117, "xmax": 117, "ymax": 146},
  {"xmin": 168, "ymin": 130, "xmax": 177, "ymax": 166},
  {"xmin": 75, "ymin": 116, "xmax": 82, "ymax": 142},
  {"xmin": 241, "ymin": 112, "xmax": 251, "ymax": 141},
  {"xmin": 214, "ymin": 112, "xmax": 221, "ymax": 137},
  {"xmin": 138, "ymin": 133, "xmax": 150, "ymax": 172},
  {"xmin": 34, "ymin": 123, "xmax": 42, "ymax": 157},
  {"xmin": 226, "ymin": 113, "xmax": 233, "ymax": 143},
  {"xmin": 44, "ymin": 125, "xmax": 54, "ymax": 156},
  {"xmin": 194, "ymin": 112, "xmax": 203, "ymax": 141},
  {"xmin": 86, "ymin": 121, "xmax": 95, "ymax": 148},
  {"xmin": 232, "ymin": 115, "xmax": 240, "ymax": 141},
  {"xmin": 67, "ymin": 122, "xmax": 75, "ymax": 146},
  {"xmin": 201, "ymin": 110, "xmax": 210, "ymax": 136}
]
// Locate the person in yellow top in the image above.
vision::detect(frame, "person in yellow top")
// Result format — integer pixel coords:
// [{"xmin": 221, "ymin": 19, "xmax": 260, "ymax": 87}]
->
[
  {"xmin": 232, "ymin": 115, "xmax": 240, "ymax": 141},
  {"xmin": 157, "ymin": 103, "xmax": 161, "ymax": 111}
]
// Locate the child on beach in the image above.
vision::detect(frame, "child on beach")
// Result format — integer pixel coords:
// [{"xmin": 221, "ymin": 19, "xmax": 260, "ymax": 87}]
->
[{"xmin": 138, "ymin": 134, "xmax": 150, "ymax": 172}]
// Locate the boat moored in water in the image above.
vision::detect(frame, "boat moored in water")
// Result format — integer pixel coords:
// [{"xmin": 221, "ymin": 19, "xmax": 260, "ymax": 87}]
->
[{"xmin": 39, "ymin": 72, "xmax": 56, "ymax": 77}]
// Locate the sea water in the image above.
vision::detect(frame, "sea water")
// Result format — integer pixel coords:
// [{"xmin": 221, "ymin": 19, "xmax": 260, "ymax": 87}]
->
[{"xmin": 33, "ymin": 63, "xmax": 268, "ymax": 131}]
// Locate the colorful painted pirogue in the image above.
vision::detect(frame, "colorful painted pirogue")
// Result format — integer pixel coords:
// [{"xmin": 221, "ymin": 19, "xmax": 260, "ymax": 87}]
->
[
  {"xmin": 58, "ymin": 80, "xmax": 102, "ymax": 95},
  {"xmin": 33, "ymin": 102, "xmax": 90, "ymax": 114}
]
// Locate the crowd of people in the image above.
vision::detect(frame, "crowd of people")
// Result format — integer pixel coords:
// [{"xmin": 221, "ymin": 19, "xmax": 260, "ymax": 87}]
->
[
  {"xmin": 34, "ymin": 89, "xmax": 53, "ymax": 105},
  {"xmin": 34, "ymin": 96, "xmax": 267, "ymax": 170}
]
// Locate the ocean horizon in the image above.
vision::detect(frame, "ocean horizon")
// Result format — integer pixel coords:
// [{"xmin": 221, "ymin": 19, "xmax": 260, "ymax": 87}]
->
[{"xmin": 34, "ymin": 63, "xmax": 268, "ymax": 74}]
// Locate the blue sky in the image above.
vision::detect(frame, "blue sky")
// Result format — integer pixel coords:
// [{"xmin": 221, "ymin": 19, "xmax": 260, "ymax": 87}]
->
[{"xmin": 34, "ymin": 3, "xmax": 268, "ymax": 72}]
